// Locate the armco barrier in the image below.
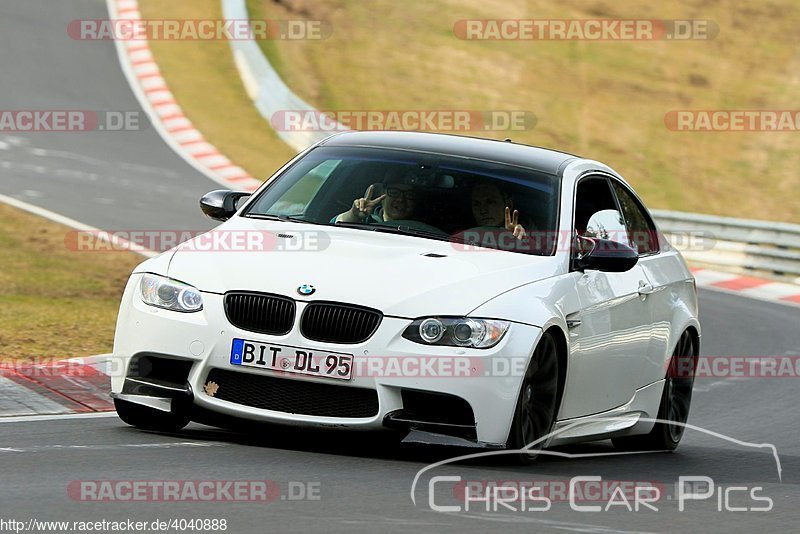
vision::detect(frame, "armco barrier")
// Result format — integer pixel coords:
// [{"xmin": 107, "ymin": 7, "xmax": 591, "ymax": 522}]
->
[
  {"xmin": 221, "ymin": 0, "xmax": 342, "ymax": 152},
  {"xmin": 652, "ymin": 210, "xmax": 800, "ymax": 283}
]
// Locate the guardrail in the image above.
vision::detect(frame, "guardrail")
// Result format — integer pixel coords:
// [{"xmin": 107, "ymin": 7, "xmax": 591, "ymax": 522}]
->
[
  {"xmin": 221, "ymin": 0, "xmax": 339, "ymax": 152},
  {"xmin": 652, "ymin": 210, "xmax": 800, "ymax": 283}
]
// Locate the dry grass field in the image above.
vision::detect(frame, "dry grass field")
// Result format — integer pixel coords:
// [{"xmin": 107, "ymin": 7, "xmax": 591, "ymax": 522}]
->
[{"xmin": 145, "ymin": 0, "xmax": 800, "ymax": 222}]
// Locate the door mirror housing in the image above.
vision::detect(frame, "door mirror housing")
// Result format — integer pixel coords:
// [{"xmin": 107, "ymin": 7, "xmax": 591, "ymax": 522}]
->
[
  {"xmin": 574, "ymin": 237, "xmax": 639, "ymax": 272},
  {"xmin": 200, "ymin": 190, "xmax": 251, "ymax": 221}
]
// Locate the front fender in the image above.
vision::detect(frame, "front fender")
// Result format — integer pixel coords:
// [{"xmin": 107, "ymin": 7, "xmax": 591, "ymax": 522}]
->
[
  {"xmin": 469, "ymin": 275, "xmax": 575, "ymax": 440},
  {"xmin": 132, "ymin": 248, "xmax": 178, "ymax": 276},
  {"xmin": 468, "ymin": 274, "xmax": 576, "ymax": 336}
]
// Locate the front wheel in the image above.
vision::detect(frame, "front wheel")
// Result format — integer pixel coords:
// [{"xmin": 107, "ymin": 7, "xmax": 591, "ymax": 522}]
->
[
  {"xmin": 613, "ymin": 330, "xmax": 696, "ymax": 451},
  {"xmin": 507, "ymin": 332, "xmax": 560, "ymax": 463},
  {"xmin": 115, "ymin": 398, "xmax": 190, "ymax": 432}
]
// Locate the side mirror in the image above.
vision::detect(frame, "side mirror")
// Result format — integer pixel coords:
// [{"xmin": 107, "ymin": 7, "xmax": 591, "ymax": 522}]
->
[
  {"xmin": 200, "ymin": 190, "xmax": 251, "ymax": 221},
  {"xmin": 575, "ymin": 237, "xmax": 639, "ymax": 272}
]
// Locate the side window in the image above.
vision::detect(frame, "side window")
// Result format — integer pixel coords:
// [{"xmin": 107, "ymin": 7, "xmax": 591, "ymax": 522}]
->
[
  {"xmin": 611, "ymin": 181, "xmax": 659, "ymax": 255},
  {"xmin": 574, "ymin": 177, "xmax": 629, "ymax": 247}
]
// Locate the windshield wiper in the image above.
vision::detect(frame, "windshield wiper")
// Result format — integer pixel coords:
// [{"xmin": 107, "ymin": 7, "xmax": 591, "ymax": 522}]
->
[
  {"xmin": 331, "ymin": 222, "xmax": 547, "ymax": 254},
  {"xmin": 390, "ymin": 225, "xmax": 460, "ymax": 243},
  {"xmin": 246, "ymin": 214, "xmax": 325, "ymax": 226},
  {"xmin": 333, "ymin": 222, "xmax": 466, "ymax": 244}
]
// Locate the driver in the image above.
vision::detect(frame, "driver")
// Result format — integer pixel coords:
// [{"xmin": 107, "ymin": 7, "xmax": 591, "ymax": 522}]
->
[{"xmin": 335, "ymin": 176, "xmax": 418, "ymax": 224}]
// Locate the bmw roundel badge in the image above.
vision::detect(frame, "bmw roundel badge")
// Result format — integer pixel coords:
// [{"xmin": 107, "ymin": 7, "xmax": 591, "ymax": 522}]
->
[{"xmin": 297, "ymin": 284, "xmax": 316, "ymax": 296}]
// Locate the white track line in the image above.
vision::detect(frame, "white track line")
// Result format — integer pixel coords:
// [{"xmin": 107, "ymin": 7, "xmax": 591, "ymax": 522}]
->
[
  {"xmin": 0, "ymin": 442, "xmax": 225, "ymax": 453},
  {"xmin": 0, "ymin": 412, "xmax": 119, "ymax": 424},
  {"xmin": 0, "ymin": 194, "xmax": 155, "ymax": 257}
]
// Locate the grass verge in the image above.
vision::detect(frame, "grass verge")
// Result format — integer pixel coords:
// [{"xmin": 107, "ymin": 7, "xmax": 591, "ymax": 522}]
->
[
  {"xmin": 248, "ymin": 0, "xmax": 800, "ymax": 223},
  {"xmin": 138, "ymin": 0, "xmax": 295, "ymax": 180},
  {"xmin": 0, "ymin": 204, "xmax": 142, "ymax": 360}
]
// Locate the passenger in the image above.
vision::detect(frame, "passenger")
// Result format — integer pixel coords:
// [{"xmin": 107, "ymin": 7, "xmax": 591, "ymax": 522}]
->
[
  {"xmin": 470, "ymin": 181, "xmax": 527, "ymax": 240},
  {"xmin": 335, "ymin": 177, "xmax": 417, "ymax": 224}
]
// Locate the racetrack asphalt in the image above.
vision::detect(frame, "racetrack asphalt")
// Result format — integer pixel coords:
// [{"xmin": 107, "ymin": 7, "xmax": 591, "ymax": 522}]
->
[
  {"xmin": 0, "ymin": 1, "xmax": 799, "ymax": 533},
  {"xmin": 0, "ymin": 0, "xmax": 218, "ymax": 232}
]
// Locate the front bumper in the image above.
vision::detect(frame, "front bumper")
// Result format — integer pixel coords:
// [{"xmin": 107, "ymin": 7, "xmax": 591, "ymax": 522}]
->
[{"xmin": 112, "ymin": 273, "xmax": 542, "ymax": 446}]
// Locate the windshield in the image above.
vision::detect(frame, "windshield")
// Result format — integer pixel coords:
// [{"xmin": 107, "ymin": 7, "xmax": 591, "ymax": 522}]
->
[{"xmin": 244, "ymin": 146, "xmax": 561, "ymax": 255}]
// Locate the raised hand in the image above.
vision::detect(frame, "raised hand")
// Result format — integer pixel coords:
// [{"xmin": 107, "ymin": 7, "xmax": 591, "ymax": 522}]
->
[
  {"xmin": 505, "ymin": 206, "xmax": 527, "ymax": 240},
  {"xmin": 336, "ymin": 184, "xmax": 387, "ymax": 223},
  {"xmin": 351, "ymin": 184, "xmax": 386, "ymax": 219}
]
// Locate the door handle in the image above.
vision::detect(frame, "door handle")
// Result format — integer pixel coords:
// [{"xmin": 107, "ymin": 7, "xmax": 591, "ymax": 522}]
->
[{"xmin": 638, "ymin": 280, "xmax": 655, "ymax": 296}]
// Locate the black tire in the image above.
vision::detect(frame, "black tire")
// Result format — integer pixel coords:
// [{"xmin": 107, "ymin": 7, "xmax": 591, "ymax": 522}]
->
[
  {"xmin": 114, "ymin": 398, "xmax": 190, "ymax": 432},
  {"xmin": 507, "ymin": 332, "xmax": 560, "ymax": 464},
  {"xmin": 612, "ymin": 330, "xmax": 696, "ymax": 452}
]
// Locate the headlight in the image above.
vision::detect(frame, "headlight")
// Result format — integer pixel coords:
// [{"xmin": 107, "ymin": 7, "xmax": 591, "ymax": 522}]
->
[
  {"xmin": 402, "ymin": 317, "xmax": 510, "ymax": 349},
  {"xmin": 418, "ymin": 318, "xmax": 445, "ymax": 343},
  {"xmin": 139, "ymin": 273, "xmax": 203, "ymax": 312}
]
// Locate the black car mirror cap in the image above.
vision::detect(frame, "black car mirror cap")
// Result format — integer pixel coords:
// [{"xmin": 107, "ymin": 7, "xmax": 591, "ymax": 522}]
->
[
  {"xmin": 200, "ymin": 190, "xmax": 251, "ymax": 221},
  {"xmin": 575, "ymin": 237, "xmax": 639, "ymax": 273}
]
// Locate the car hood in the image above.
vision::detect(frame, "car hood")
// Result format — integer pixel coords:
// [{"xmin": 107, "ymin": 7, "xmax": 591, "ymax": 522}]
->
[{"xmin": 166, "ymin": 217, "xmax": 561, "ymax": 317}]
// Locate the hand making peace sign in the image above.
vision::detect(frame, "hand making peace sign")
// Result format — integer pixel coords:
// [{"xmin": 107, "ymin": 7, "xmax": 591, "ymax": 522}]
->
[
  {"xmin": 349, "ymin": 184, "xmax": 387, "ymax": 220},
  {"xmin": 505, "ymin": 206, "xmax": 527, "ymax": 239}
]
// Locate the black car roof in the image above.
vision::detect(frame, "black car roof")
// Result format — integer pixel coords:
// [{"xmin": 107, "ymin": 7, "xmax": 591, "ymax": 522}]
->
[{"xmin": 319, "ymin": 131, "xmax": 579, "ymax": 176}]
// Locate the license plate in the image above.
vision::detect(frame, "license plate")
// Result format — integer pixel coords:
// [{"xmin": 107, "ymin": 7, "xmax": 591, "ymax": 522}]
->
[{"xmin": 229, "ymin": 338, "xmax": 353, "ymax": 380}]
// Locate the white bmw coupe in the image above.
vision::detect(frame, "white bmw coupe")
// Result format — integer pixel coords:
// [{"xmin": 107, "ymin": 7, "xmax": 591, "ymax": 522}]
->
[{"xmin": 112, "ymin": 131, "xmax": 699, "ymax": 459}]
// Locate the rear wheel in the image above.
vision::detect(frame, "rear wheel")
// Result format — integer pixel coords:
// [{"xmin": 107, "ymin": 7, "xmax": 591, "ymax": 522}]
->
[
  {"xmin": 612, "ymin": 330, "xmax": 696, "ymax": 451},
  {"xmin": 114, "ymin": 398, "xmax": 190, "ymax": 432},
  {"xmin": 508, "ymin": 332, "xmax": 560, "ymax": 463}
]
